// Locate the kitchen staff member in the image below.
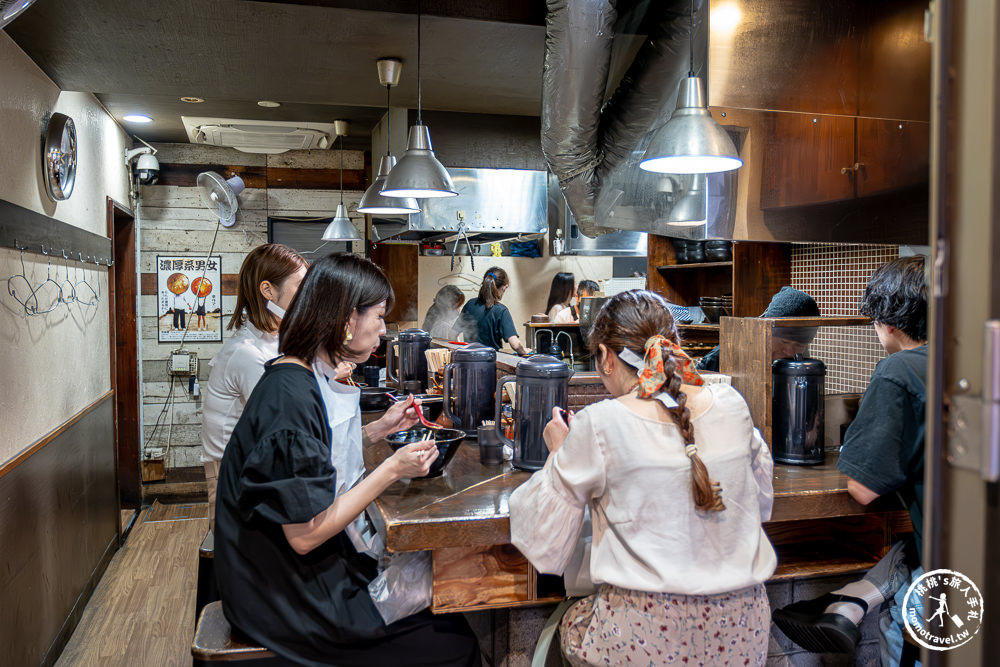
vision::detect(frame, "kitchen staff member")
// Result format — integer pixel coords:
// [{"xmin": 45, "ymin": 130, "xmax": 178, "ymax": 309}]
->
[
  {"xmin": 200, "ymin": 243, "xmax": 308, "ymax": 530},
  {"xmin": 455, "ymin": 266, "xmax": 531, "ymax": 355},
  {"xmin": 545, "ymin": 272, "xmax": 577, "ymax": 324},
  {"xmin": 214, "ymin": 254, "xmax": 482, "ymax": 667}
]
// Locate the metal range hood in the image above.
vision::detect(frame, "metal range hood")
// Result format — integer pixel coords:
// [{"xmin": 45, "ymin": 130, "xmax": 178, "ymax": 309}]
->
[{"xmin": 370, "ymin": 167, "xmax": 548, "ymax": 244}]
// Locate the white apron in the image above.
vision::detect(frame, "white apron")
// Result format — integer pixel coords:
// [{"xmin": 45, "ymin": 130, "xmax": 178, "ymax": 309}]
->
[{"xmin": 313, "ymin": 360, "xmax": 384, "ymax": 557}]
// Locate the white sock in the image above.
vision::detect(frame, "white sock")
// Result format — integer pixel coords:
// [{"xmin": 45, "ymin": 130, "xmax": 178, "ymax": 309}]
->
[{"xmin": 823, "ymin": 580, "xmax": 883, "ymax": 625}]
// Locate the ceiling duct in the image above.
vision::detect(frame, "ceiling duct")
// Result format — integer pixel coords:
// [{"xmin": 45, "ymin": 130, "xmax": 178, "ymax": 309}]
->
[
  {"xmin": 182, "ymin": 117, "xmax": 337, "ymax": 154},
  {"xmin": 541, "ymin": 0, "xmax": 702, "ymax": 238}
]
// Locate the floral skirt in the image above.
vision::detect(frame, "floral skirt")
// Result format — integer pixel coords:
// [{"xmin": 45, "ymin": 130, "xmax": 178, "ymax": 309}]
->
[{"xmin": 559, "ymin": 583, "xmax": 770, "ymax": 667}]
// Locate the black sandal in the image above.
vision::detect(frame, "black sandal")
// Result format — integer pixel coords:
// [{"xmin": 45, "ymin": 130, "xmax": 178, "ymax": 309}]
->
[{"xmin": 772, "ymin": 592, "xmax": 869, "ymax": 654}]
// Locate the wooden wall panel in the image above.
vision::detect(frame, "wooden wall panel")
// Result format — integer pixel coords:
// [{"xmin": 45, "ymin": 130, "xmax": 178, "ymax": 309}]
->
[
  {"xmin": 432, "ymin": 544, "xmax": 530, "ymax": 612},
  {"xmin": 0, "ymin": 394, "xmax": 118, "ymax": 666},
  {"xmin": 370, "ymin": 243, "xmax": 419, "ymax": 324}
]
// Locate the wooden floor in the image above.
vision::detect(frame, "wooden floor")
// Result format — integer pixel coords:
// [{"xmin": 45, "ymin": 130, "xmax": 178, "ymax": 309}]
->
[{"xmin": 57, "ymin": 501, "xmax": 207, "ymax": 667}]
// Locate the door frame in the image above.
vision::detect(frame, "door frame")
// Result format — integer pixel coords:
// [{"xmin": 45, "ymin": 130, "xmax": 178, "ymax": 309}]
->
[{"xmin": 107, "ymin": 197, "xmax": 141, "ymax": 509}]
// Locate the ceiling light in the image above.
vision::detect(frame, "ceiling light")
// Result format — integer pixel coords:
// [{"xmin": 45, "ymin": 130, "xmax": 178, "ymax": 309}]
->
[
  {"xmin": 322, "ymin": 123, "xmax": 363, "ymax": 242},
  {"xmin": 123, "ymin": 114, "xmax": 153, "ymax": 123},
  {"xmin": 380, "ymin": 3, "xmax": 457, "ymax": 199},
  {"xmin": 257, "ymin": 100, "xmax": 281, "ymax": 108},
  {"xmin": 639, "ymin": 2, "xmax": 742, "ymax": 174},
  {"xmin": 359, "ymin": 58, "xmax": 420, "ymax": 215},
  {"xmin": 180, "ymin": 96, "xmax": 205, "ymax": 104},
  {"xmin": 666, "ymin": 174, "xmax": 708, "ymax": 226}
]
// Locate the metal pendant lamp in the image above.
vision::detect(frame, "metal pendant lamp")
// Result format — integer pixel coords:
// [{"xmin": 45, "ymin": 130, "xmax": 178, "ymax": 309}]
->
[
  {"xmin": 666, "ymin": 174, "xmax": 708, "ymax": 225},
  {"xmin": 322, "ymin": 121, "xmax": 363, "ymax": 241},
  {"xmin": 639, "ymin": 0, "xmax": 742, "ymax": 175},
  {"xmin": 358, "ymin": 59, "xmax": 420, "ymax": 214},
  {"xmin": 380, "ymin": 1, "xmax": 457, "ymax": 199}
]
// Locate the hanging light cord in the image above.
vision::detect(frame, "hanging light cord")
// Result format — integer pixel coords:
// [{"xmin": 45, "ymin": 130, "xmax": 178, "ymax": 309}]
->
[
  {"xmin": 386, "ymin": 84, "xmax": 392, "ymax": 156},
  {"xmin": 417, "ymin": 0, "xmax": 422, "ymax": 125},
  {"xmin": 688, "ymin": 0, "xmax": 695, "ymax": 76},
  {"xmin": 339, "ymin": 134, "xmax": 345, "ymax": 206}
]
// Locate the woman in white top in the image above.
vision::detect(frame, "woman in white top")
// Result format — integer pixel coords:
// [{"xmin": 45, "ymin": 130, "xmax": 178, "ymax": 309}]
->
[
  {"xmin": 201, "ymin": 243, "xmax": 308, "ymax": 529},
  {"xmin": 510, "ymin": 290, "xmax": 776, "ymax": 667},
  {"xmin": 545, "ymin": 271, "xmax": 577, "ymax": 324}
]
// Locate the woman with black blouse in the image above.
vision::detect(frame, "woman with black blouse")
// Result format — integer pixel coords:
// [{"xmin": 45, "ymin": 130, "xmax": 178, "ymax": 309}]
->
[{"xmin": 214, "ymin": 254, "xmax": 481, "ymax": 667}]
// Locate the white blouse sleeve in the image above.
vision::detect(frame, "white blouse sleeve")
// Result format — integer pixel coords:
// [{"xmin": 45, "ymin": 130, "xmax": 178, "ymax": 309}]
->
[
  {"xmin": 509, "ymin": 409, "xmax": 607, "ymax": 574},
  {"xmin": 750, "ymin": 427, "xmax": 774, "ymax": 521},
  {"xmin": 229, "ymin": 346, "xmax": 269, "ymax": 405}
]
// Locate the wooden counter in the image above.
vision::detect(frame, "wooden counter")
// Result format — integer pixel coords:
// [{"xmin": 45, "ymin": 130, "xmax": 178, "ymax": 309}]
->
[{"xmin": 365, "ymin": 440, "xmax": 912, "ymax": 611}]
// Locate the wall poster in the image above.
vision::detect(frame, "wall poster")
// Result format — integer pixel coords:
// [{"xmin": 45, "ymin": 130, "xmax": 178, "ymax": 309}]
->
[{"xmin": 156, "ymin": 255, "xmax": 223, "ymax": 343}]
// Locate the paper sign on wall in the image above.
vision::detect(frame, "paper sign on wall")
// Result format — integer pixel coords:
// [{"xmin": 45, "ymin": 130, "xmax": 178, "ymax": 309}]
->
[{"xmin": 156, "ymin": 255, "xmax": 223, "ymax": 343}]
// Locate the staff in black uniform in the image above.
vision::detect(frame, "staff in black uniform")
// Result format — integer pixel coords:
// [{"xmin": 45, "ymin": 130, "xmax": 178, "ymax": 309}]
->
[
  {"xmin": 454, "ymin": 266, "xmax": 531, "ymax": 354},
  {"xmin": 214, "ymin": 254, "xmax": 481, "ymax": 667}
]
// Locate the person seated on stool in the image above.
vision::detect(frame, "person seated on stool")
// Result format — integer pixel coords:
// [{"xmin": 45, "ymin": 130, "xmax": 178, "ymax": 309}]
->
[
  {"xmin": 510, "ymin": 290, "xmax": 776, "ymax": 667},
  {"xmin": 696, "ymin": 286, "xmax": 820, "ymax": 372},
  {"xmin": 214, "ymin": 254, "xmax": 481, "ymax": 667},
  {"xmin": 772, "ymin": 256, "xmax": 928, "ymax": 665}
]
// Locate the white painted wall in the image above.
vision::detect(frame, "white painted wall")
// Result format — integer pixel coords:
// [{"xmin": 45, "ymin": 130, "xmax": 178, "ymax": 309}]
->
[
  {"xmin": 416, "ymin": 254, "xmax": 615, "ymax": 351},
  {"xmin": 0, "ymin": 33, "xmax": 130, "ymax": 464}
]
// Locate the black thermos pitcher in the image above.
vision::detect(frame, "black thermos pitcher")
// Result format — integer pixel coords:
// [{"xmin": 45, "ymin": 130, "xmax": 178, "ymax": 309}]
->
[
  {"xmin": 386, "ymin": 328, "xmax": 431, "ymax": 392},
  {"xmin": 442, "ymin": 343, "xmax": 497, "ymax": 436},
  {"xmin": 772, "ymin": 355, "xmax": 826, "ymax": 465},
  {"xmin": 494, "ymin": 355, "xmax": 573, "ymax": 471}
]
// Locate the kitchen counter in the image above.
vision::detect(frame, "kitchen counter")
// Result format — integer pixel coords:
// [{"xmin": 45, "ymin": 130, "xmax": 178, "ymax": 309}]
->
[{"xmin": 365, "ymin": 439, "xmax": 912, "ymax": 611}]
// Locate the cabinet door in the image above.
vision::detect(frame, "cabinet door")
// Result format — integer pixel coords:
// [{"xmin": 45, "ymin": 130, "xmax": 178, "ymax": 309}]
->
[
  {"xmin": 855, "ymin": 118, "xmax": 930, "ymax": 197},
  {"xmin": 760, "ymin": 113, "xmax": 856, "ymax": 209}
]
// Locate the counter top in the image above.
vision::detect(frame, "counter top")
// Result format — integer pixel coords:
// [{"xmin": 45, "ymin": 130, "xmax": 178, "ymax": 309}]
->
[{"xmin": 366, "ymin": 440, "xmax": 891, "ymax": 554}]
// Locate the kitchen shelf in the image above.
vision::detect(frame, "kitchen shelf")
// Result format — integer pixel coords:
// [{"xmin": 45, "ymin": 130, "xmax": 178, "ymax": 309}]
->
[
  {"xmin": 657, "ymin": 261, "xmax": 732, "ymax": 271},
  {"xmin": 677, "ymin": 324, "xmax": 720, "ymax": 332}
]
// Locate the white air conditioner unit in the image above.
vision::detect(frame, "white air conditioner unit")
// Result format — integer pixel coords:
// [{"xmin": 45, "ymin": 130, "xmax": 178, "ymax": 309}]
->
[{"xmin": 182, "ymin": 117, "xmax": 336, "ymax": 154}]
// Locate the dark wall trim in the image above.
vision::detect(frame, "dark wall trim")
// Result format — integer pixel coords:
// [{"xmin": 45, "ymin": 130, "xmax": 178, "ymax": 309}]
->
[
  {"xmin": 0, "ymin": 393, "xmax": 119, "ymax": 666},
  {"xmin": 0, "ymin": 197, "xmax": 114, "ymax": 265}
]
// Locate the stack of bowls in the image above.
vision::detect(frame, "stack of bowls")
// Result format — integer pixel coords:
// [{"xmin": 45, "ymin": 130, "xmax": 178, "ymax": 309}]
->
[
  {"xmin": 704, "ymin": 240, "xmax": 733, "ymax": 261},
  {"xmin": 699, "ymin": 295, "xmax": 733, "ymax": 323}
]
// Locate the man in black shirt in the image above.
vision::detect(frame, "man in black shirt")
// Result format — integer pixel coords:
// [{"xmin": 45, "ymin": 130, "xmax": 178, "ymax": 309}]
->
[{"xmin": 773, "ymin": 256, "xmax": 928, "ymax": 664}]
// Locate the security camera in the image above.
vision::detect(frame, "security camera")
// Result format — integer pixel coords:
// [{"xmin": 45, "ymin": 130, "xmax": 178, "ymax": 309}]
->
[{"xmin": 126, "ymin": 145, "xmax": 159, "ymax": 185}]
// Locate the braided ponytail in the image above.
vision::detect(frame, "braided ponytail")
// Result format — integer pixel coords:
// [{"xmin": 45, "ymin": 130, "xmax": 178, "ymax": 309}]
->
[{"xmin": 661, "ymin": 357, "xmax": 725, "ymax": 512}]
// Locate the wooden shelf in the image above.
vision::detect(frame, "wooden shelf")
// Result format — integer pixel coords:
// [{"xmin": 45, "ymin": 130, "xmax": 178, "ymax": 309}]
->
[
  {"xmin": 657, "ymin": 261, "xmax": 733, "ymax": 270},
  {"xmin": 677, "ymin": 324, "xmax": 720, "ymax": 332},
  {"xmin": 770, "ymin": 541, "xmax": 880, "ymax": 581}
]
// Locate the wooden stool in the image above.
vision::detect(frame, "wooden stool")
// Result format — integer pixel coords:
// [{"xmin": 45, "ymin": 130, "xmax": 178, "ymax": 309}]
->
[
  {"xmin": 192, "ymin": 601, "xmax": 276, "ymax": 662},
  {"xmin": 195, "ymin": 530, "xmax": 218, "ymax": 627}
]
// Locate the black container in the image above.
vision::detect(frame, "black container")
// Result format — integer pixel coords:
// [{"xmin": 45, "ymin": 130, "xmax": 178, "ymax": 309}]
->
[
  {"xmin": 495, "ymin": 354, "xmax": 573, "ymax": 471},
  {"xmin": 385, "ymin": 427, "xmax": 465, "ymax": 478},
  {"xmin": 704, "ymin": 240, "xmax": 733, "ymax": 262},
  {"xmin": 442, "ymin": 343, "xmax": 497, "ymax": 436},
  {"xmin": 386, "ymin": 328, "xmax": 431, "ymax": 392},
  {"xmin": 672, "ymin": 238, "xmax": 689, "ymax": 264},
  {"xmin": 772, "ymin": 355, "xmax": 826, "ymax": 465},
  {"xmin": 685, "ymin": 240, "xmax": 706, "ymax": 263}
]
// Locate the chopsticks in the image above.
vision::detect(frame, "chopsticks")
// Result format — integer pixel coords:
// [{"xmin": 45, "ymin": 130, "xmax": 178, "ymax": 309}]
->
[{"xmin": 385, "ymin": 393, "xmax": 443, "ymax": 429}]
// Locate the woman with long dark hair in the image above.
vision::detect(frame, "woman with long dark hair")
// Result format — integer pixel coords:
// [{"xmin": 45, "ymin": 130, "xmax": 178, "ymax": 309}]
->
[
  {"xmin": 455, "ymin": 266, "xmax": 530, "ymax": 354},
  {"xmin": 214, "ymin": 254, "xmax": 481, "ymax": 667},
  {"xmin": 509, "ymin": 290, "xmax": 775, "ymax": 666},
  {"xmin": 544, "ymin": 271, "xmax": 576, "ymax": 324},
  {"xmin": 201, "ymin": 243, "xmax": 308, "ymax": 529}
]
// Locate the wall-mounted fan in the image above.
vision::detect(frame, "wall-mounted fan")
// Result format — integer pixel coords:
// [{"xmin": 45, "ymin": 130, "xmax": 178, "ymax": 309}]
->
[{"xmin": 196, "ymin": 172, "xmax": 245, "ymax": 227}]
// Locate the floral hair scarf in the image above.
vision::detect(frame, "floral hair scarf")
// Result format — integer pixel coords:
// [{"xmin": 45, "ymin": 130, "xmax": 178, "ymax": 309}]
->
[{"xmin": 619, "ymin": 334, "xmax": 703, "ymax": 399}]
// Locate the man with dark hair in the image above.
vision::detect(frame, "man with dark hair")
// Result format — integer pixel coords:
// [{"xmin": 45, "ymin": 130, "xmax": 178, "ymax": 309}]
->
[{"xmin": 773, "ymin": 256, "xmax": 928, "ymax": 665}]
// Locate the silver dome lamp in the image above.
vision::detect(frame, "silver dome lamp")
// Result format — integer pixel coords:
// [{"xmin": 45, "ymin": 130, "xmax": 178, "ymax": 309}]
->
[
  {"xmin": 358, "ymin": 58, "xmax": 420, "ymax": 215},
  {"xmin": 380, "ymin": 2, "xmax": 457, "ymax": 198},
  {"xmin": 322, "ymin": 120, "xmax": 363, "ymax": 241},
  {"xmin": 666, "ymin": 174, "xmax": 709, "ymax": 225},
  {"xmin": 639, "ymin": 0, "xmax": 742, "ymax": 174}
]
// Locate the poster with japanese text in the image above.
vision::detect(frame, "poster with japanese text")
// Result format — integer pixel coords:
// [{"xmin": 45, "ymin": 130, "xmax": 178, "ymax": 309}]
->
[{"xmin": 156, "ymin": 255, "xmax": 223, "ymax": 343}]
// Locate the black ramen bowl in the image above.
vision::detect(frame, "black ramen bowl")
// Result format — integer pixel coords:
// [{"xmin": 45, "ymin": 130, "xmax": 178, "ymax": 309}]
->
[
  {"xmin": 360, "ymin": 386, "xmax": 398, "ymax": 412},
  {"xmin": 385, "ymin": 427, "xmax": 465, "ymax": 478}
]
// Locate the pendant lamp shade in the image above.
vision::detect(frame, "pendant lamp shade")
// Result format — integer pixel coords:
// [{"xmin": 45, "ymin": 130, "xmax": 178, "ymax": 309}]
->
[
  {"xmin": 666, "ymin": 174, "xmax": 708, "ymax": 226},
  {"xmin": 322, "ymin": 203, "xmax": 362, "ymax": 241},
  {"xmin": 358, "ymin": 155, "xmax": 420, "ymax": 214},
  {"xmin": 640, "ymin": 76, "xmax": 742, "ymax": 174},
  {"xmin": 381, "ymin": 125, "xmax": 457, "ymax": 198}
]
